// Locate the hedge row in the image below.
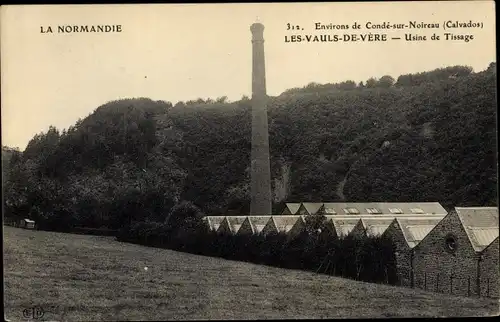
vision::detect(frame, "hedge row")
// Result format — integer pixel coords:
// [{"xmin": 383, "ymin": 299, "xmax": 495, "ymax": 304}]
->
[{"xmin": 116, "ymin": 221, "xmax": 399, "ymax": 285}]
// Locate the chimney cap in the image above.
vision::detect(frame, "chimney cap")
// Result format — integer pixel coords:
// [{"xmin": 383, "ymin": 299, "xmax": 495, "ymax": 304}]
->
[{"xmin": 250, "ymin": 23, "xmax": 265, "ymax": 34}]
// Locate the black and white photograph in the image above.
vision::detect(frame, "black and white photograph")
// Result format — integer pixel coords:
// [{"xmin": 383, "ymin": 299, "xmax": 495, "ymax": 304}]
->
[{"xmin": 1, "ymin": 1, "xmax": 498, "ymax": 320}]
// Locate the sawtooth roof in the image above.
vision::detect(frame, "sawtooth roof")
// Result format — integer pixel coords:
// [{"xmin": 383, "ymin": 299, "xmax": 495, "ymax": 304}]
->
[
  {"xmin": 360, "ymin": 218, "xmax": 395, "ymax": 237},
  {"xmin": 272, "ymin": 216, "xmax": 302, "ymax": 233},
  {"xmin": 204, "ymin": 216, "xmax": 225, "ymax": 231},
  {"xmin": 332, "ymin": 218, "xmax": 360, "ymax": 237},
  {"xmin": 285, "ymin": 202, "xmax": 447, "ymax": 216},
  {"xmin": 248, "ymin": 216, "xmax": 273, "ymax": 233},
  {"xmin": 283, "ymin": 203, "xmax": 301, "ymax": 214},
  {"xmin": 301, "ymin": 203, "xmax": 324, "ymax": 215},
  {"xmin": 226, "ymin": 216, "xmax": 249, "ymax": 234},
  {"xmin": 396, "ymin": 217, "xmax": 444, "ymax": 248},
  {"xmin": 455, "ymin": 207, "xmax": 499, "ymax": 252}
]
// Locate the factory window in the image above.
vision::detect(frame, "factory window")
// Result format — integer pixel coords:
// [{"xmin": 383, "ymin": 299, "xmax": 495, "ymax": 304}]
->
[
  {"xmin": 445, "ymin": 234, "xmax": 458, "ymax": 253},
  {"xmin": 343, "ymin": 208, "xmax": 360, "ymax": 214},
  {"xmin": 324, "ymin": 208, "xmax": 336, "ymax": 214},
  {"xmin": 410, "ymin": 208, "xmax": 425, "ymax": 214},
  {"xmin": 389, "ymin": 208, "xmax": 403, "ymax": 214},
  {"xmin": 366, "ymin": 208, "xmax": 382, "ymax": 214}
]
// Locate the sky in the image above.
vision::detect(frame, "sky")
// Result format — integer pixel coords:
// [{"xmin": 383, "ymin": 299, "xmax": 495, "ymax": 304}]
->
[{"xmin": 1, "ymin": 1, "xmax": 496, "ymax": 150}]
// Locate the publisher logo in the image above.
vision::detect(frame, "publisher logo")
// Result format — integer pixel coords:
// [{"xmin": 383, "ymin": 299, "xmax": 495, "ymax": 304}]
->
[{"xmin": 22, "ymin": 307, "xmax": 44, "ymax": 319}]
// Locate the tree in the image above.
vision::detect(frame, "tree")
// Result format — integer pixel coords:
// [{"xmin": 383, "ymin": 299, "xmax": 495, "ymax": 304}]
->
[
  {"xmin": 337, "ymin": 80, "xmax": 357, "ymax": 90},
  {"xmin": 164, "ymin": 201, "xmax": 206, "ymax": 246},
  {"xmin": 366, "ymin": 77, "xmax": 377, "ymax": 88},
  {"xmin": 3, "ymin": 149, "xmax": 29, "ymax": 221},
  {"xmin": 174, "ymin": 101, "xmax": 186, "ymax": 108},
  {"xmin": 377, "ymin": 75, "xmax": 395, "ymax": 88},
  {"xmin": 3, "ymin": 65, "xmax": 495, "ymax": 235},
  {"xmin": 487, "ymin": 62, "xmax": 496, "ymax": 73},
  {"xmin": 2, "ymin": 146, "xmax": 21, "ymax": 184},
  {"xmin": 303, "ymin": 212, "xmax": 329, "ymax": 236},
  {"xmin": 165, "ymin": 200, "xmax": 204, "ymax": 232},
  {"xmin": 306, "ymin": 82, "xmax": 321, "ymax": 89},
  {"xmin": 216, "ymin": 96, "xmax": 228, "ymax": 104},
  {"xmin": 395, "ymin": 75, "xmax": 412, "ymax": 87}
]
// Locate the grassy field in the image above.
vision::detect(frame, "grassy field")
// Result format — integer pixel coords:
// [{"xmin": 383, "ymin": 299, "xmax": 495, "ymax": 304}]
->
[{"xmin": 4, "ymin": 226, "xmax": 499, "ymax": 320}]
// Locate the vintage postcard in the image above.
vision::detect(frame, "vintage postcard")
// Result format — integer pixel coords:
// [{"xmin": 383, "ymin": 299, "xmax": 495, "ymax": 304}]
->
[{"xmin": 1, "ymin": 1, "xmax": 498, "ymax": 320}]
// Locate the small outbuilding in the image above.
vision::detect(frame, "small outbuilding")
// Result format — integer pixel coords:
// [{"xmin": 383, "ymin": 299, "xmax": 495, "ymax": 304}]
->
[{"xmin": 19, "ymin": 218, "xmax": 36, "ymax": 229}]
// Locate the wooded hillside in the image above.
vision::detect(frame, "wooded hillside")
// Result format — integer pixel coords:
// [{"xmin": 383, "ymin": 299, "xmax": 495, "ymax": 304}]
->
[{"xmin": 3, "ymin": 63, "xmax": 497, "ymax": 230}]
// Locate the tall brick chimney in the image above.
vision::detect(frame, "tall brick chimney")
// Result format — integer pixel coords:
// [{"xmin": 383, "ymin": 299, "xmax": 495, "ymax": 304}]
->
[{"xmin": 250, "ymin": 22, "xmax": 272, "ymax": 215}]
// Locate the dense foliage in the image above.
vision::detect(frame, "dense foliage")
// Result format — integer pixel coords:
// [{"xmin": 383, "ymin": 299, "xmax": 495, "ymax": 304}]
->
[
  {"xmin": 2, "ymin": 63, "xmax": 497, "ymax": 230},
  {"xmin": 117, "ymin": 214, "xmax": 399, "ymax": 285}
]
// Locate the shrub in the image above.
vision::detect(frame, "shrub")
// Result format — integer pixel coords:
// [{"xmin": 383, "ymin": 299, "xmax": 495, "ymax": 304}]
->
[{"xmin": 116, "ymin": 218, "xmax": 398, "ymax": 285}]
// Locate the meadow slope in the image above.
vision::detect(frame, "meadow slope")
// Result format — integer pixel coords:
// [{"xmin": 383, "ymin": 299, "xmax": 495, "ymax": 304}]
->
[{"xmin": 4, "ymin": 226, "xmax": 498, "ymax": 320}]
